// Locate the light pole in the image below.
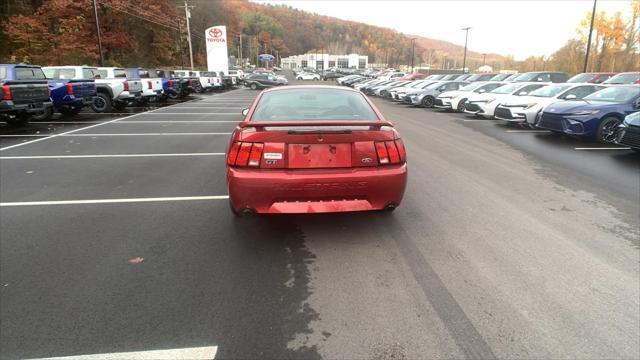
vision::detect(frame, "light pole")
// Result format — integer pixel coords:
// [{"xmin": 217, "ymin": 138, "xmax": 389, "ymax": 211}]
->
[
  {"xmin": 461, "ymin": 27, "xmax": 471, "ymax": 74},
  {"xmin": 178, "ymin": 1, "xmax": 195, "ymax": 70},
  {"xmin": 583, "ymin": 0, "xmax": 597, "ymax": 73},
  {"xmin": 410, "ymin": 38, "xmax": 416, "ymax": 73}
]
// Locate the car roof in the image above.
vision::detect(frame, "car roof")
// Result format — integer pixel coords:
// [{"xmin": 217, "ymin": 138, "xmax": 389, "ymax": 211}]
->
[{"xmin": 262, "ymin": 85, "xmax": 360, "ymax": 94}]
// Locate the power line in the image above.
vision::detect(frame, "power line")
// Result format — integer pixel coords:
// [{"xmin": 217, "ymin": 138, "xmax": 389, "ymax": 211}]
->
[{"xmin": 97, "ymin": 1, "xmax": 180, "ymax": 32}]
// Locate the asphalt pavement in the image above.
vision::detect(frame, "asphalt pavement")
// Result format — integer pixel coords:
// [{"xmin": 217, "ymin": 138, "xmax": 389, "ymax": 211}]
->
[{"xmin": 1, "ymin": 79, "xmax": 638, "ymax": 359}]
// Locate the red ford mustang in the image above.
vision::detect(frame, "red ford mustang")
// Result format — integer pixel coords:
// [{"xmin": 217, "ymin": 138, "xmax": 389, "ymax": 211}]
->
[{"xmin": 226, "ymin": 85, "xmax": 408, "ymax": 215}]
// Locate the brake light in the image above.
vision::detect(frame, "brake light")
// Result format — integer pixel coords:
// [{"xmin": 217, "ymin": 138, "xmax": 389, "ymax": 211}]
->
[
  {"xmin": 0, "ymin": 85, "xmax": 11, "ymax": 100},
  {"xmin": 66, "ymin": 83, "xmax": 73, "ymax": 95},
  {"xmin": 188, "ymin": 79, "xmax": 193, "ymax": 86},
  {"xmin": 375, "ymin": 140, "xmax": 406, "ymax": 165},
  {"xmin": 123, "ymin": 80, "xmax": 129, "ymax": 91},
  {"xmin": 168, "ymin": 79, "xmax": 174, "ymax": 88},
  {"xmin": 227, "ymin": 141, "xmax": 264, "ymax": 167},
  {"xmin": 147, "ymin": 80, "xmax": 152, "ymax": 89}
]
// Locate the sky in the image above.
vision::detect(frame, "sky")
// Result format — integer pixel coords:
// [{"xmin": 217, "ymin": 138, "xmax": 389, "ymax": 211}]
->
[{"xmin": 256, "ymin": 0, "xmax": 634, "ymax": 60}]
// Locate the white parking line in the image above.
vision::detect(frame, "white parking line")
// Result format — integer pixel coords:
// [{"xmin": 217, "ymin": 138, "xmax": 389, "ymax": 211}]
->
[
  {"xmin": 25, "ymin": 345, "xmax": 218, "ymax": 359},
  {"xmin": 574, "ymin": 147, "xmax": 632, "ymax": 151},
  {"xmin": 0, "ymin": 195, "xmax": 229, "ymax": 207},
  {"xmin": 0, "ymin": 98, "xmax": 198, "ymax": 151},
  {"xmin": 505, "ymin": 130, "xmax": 551, "ymax": 133},
  {"xmin": 0, "ymin": 153, "xmax": 225, "ymax": 159}
]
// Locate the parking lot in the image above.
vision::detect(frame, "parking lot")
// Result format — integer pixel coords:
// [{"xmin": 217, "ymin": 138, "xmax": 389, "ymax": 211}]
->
[{"xmin": 1, "ymin": 77, "xmax": 639, "ymax": 359}]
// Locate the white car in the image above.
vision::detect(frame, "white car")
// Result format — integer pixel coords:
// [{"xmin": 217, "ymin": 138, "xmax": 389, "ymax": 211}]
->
[
  {"xmin": 228, "ymin": 69, "xmax": 245, "ymax": 80},
  {"xmin": 494, "ymin": 83, "xmax": 606, "ymax": 125},
  {"xmin": 296, "ymin": 72, "xmax": 321, "ymax": 80},
  {"xmin": 388, "ymin": 80, "xmax": 431, "ymax": 100},
  {"xmin": 435, "ymin": 81, "xmax": 506, "ymax": 112},
  {"xmin": 464, "ymin": 82, "xmax": 548, "ymax": 118},
  {"xmin": 192, "ymin": 71, "xmax": 222, "ymax": 91}
]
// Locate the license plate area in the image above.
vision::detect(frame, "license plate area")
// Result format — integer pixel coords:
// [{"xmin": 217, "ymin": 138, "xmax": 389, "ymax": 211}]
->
[{"xmin": 288, "ymin": 144, "xmax": 351, "ymax": 168}]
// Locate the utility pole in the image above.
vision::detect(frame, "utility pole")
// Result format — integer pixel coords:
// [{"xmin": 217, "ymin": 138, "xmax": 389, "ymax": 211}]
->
[
  {"xmin": 410, "ymin": 38, "xmax": 416, "ymax": 73},
  {"xmin": 239, "ymin": 34, "xmax": 243, "ymax": 68},
  {"xmin": 461, "ymin": 27, "xmax": 471, "ymax": 74},
  {"xmin": 92, "ymin": 0, "xmax": 104, "ymax": 66},
  {"xmin": 583, "ymin": 0, "xmax": 597, "ymax": 73},
  {"xmin": 482, "ymin": 53, "xmax": 486, "ymax": 66},
  {"xmin": 178, "ymin": 1, "xmax": 195, "ymax": 70}
]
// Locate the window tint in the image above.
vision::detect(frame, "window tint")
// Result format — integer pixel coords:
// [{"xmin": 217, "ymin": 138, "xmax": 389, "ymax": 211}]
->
[
  {"xmin": 528, "ymin": 84, "xmax": 572, "ymax": 97},
  {"xmin": 15, "ymin": 67, "xmax": 46, "ymax": 80},
  {"xmin": 478, "ymin": 83, "xmax": 505, "ymax": 92},
  {"xmin": 83, "ymin": 68, "xmax": 101, "ymax": 79},
  {"xmin": 43, "ymin": 68, "xmax": 76, "ymax": 80},
  {"xmin": 604, "ymin": 73, "xmax": 640, "ymax": 84},
  {"xmin": 594, "ymin": 75, "xmax": 611, "ymax": 83},
  {"xmin": 95, "ymin": 70, "xmax": 108, "ymax": 79},
  {"xmin": 583, "ymin": 86, "xmax": 639, "ymax": 102},
  {"xmin": 0, "ymin": 66, "xmax": 7, "ymax": 79},
  {"xmin": 139, "ymin": 70, "xmax": 149, "ymax": 78},
  {"xmin": 518, "ymin": 84, "xmax": 545, "ymax": 94},
  {"xmin": 251, "ymin": 89, "xmax": 379, "ymax": 121},
  {"xmin": 113, "ymin": 69, "xmax": 127, "ymax": 78},
  {"xmin": 560, "ymin": 86, "xmax": 598, "ymax": 100},
  {"xmin": 567, "ymin": 73, "xmax": 594, "ymax": 83}
]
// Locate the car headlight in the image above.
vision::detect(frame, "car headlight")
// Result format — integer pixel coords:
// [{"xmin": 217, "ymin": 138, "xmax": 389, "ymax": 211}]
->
[
  {"xmin": 485, "ymin": 98, "xmax": 496, "ymax": 104},
  {"xmin": 571, "ymin": 110, "xmax": 600, "ymax": 116},
  {"xmin": 523, "ymin": 103, "xmax": 538, "ymax": 110}
]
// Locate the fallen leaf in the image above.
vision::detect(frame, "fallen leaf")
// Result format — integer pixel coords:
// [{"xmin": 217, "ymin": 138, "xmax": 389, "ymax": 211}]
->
[{"xmin": 128, "ymin": 257, "xmax": 144, "ymax": 264}]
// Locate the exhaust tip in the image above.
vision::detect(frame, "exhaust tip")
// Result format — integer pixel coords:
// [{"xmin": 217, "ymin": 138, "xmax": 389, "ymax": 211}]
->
[{"xmin": 384, "ymin": 204, "xmax": 397, "ymax": 212}]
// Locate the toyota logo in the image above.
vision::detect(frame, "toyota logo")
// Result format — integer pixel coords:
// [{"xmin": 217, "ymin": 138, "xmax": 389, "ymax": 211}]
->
[{"xmin": 208, "ymin": 28, "xmax": 222, "ymax": 38}]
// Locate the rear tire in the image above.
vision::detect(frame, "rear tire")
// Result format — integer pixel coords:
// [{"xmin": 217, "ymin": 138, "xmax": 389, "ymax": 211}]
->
[
  {"xmin": 597, "ymin": 117, "xmax": 621, "ymax": 143},
  {"xmin": 456, "ymin": 99, "xmax": 467, "ymax": 112},
  {"xmin": 250, "ymin": 83, "xmax": 258, "ymax": 90},
  {"xmin": 31, "ymin": 106, "xmax": 53, "ymax": 121},
  {"xmin": 91, "ymin": 92, "xmax": 112, "ymax": 113},
  {"xmin": 5, "ymin": 113, "xmax": 30, "ymax": 127}
]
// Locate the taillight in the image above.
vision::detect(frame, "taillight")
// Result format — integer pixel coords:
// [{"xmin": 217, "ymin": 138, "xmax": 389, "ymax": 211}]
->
[
  {"xmin": 375, "ymin": 140, "xmax": 406, "ymax": 165},
  {"xmin": 188, "ymin": 79, "xmax": 193, "ymax": 86},
  {"xmin": 123, "ymin": 80, "xmax": 129, "ymax": 91},
  {"xmin": 147, "ymin": 81, "xmax": 152, "ymax": 89},
  {"xmin": 1, "ymin": 85, "xmax": 12, "ymax": 100},
  {"xmin": 227, "ymin": 141, "xmax": 264, "ymax": 167},
  {"xmin": 168, "ymin": 79, "xmax": 174, "ymax": 88},
  {"xmin": 66, "ymin": 83, "xmax": 73, "ymax": 95}
]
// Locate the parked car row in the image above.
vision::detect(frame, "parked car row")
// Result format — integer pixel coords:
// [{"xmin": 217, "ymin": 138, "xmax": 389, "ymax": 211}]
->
[
  {"xmin": 0, "ymin": 63, "xmax": 240, "ymax": 125},
  {"xmin": 338, "ymin": 70, "xmax": 640, "ymax": 149}
]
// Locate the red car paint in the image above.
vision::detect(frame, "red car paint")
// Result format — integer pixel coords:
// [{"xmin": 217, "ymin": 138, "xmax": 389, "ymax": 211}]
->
[{"xmin": 226, "ymin": 85, "xmax": 408, "ymax": 214}]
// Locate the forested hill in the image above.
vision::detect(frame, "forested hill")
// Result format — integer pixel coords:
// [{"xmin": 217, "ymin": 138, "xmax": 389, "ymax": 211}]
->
[{"xmin": 0, "ymin": 0, "xmax": 502, "ymax": 68}]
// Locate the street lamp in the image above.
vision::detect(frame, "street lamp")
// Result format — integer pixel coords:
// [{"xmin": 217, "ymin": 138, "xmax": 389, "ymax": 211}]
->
[
  {"xmin": 410, "ymin": 38, "xmax": 416, "ymax": 73},
  {"xmin": 461, "ymin": 27, "xmax": 471, "ymax": 74}
]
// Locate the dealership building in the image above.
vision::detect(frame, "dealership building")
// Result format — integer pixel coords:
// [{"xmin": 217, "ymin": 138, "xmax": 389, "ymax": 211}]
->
[{"xmin": 280, "ymin": 53, "xmax": 368, "ymax": 70}]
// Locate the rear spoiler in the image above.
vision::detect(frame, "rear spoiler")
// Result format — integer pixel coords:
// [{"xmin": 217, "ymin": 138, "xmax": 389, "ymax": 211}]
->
[{"xmin": 239, "ymin": 120, "xmax": 394, "ymax": 129}]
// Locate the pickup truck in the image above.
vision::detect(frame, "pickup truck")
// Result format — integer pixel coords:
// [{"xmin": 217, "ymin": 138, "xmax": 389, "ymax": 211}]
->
[
  {"xmin": 192, "ymin": 71, "xmax": 222, "ymax": 92},
  {"xmin": 96, "ymin": 67, "xmax": 144, "ymax": 110},
  {"xmin": 35, "ymin": 67, "xmax": 97, "ymax": 120},
  {"xmin": 153, "ymin": 69, "xmax": 182, "ymax": 100},
  {"xmin": 124, "ymin": 67, "xmax": 163, "ymax": 104},
  {"xmin": 42, "ymin": 66, "xmax": 143, "ymax": 113},
  {"xmin": 173, "ymin": 70, "xmax": 203, "ymax": 98},
  {"xmin": 0, "ymin": 64, "xmax": 52, "ymax": 126}
]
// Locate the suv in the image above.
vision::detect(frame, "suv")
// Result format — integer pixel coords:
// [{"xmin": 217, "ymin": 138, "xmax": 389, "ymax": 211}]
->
[
  {"xmin": 0, "ymin": 64, "xmax": 52, "ymax": 126},
  {"xmin": 243, "ymin": 73, "xmax": 284, "ymax": 89}
]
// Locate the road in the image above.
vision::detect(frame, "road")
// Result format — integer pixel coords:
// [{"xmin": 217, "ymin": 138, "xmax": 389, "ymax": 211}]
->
[{"xmin": 1, "ymin": 79, "xmax": 638, "ymax": 359}]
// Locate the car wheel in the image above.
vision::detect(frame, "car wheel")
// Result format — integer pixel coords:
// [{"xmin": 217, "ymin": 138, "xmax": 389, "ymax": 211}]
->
[
  {"xmin": 5, "ymin": 112, "xmax": 30, "ymax": 127},
  {"xmin": 297, "ymin": 77, "xmax": 302, "ymax": 80},
  {"xmin": 422, "ymin": 96, "xmax": 435, "ymax": 108},
  {"xmin": 597, "ymin": 117, "xmax": 622, "ymax": 143},
  {"xmin": 31, "ymin": 106, "xmax": 53, "ymax": 121},
  {"xmin": 456, "ymin": 99, "xmax": 467, "ymax": 112},
  {"xmin": 250, "ymin": 83, "xmax": 258, "ymax": 90},
  {"xmin": 91, "ymin": 92, "xmax": 112, "ymax": 113}
]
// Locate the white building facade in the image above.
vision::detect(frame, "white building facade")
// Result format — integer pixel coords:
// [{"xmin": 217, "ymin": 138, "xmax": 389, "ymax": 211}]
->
[{"xmin": 281, "ymin": 53, "xmax": 368, "ymax": 70}]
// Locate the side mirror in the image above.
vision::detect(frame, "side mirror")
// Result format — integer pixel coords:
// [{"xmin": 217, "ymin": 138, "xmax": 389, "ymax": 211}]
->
[
  {"xmin": 242, "ymin": 108, "xmax": 249, "ymax": 116},
  {"xmin": 564, "ymin": 94, "xmax": 577, "ymax": 100},
  {"xmin": 518, "ymin": 91, "xmax": 528, "ymax": 96}
]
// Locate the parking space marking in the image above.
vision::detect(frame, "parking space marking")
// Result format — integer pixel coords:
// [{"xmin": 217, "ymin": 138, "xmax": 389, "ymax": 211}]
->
[
  {"xmin": 505, "ymin": 130, "xmax": 551, "ymax": 133},
  {"xmin": 0, "ymin": 153, "xmax": 225, "ymax": 159},
  {"xmin": 1, "ymin": 134, "xmax": 55, "ymax": 137},
  {"xmin": 25, "ymin": 345, "xmax": 218, "ymax": 359},
  {"xmin": 0, "ymin": 98, "xmax": 199, "ymax": 151},
  {"xmin": 57, "ymin": 133, "xmax": 232, "ymax": 136},
  {"xmin": 0, "ymin": 195, "xmax": 229, "ymax": 207},
  {"xmin": 574, "ymin": 147, "xmax": 632, "ymax": 151}
]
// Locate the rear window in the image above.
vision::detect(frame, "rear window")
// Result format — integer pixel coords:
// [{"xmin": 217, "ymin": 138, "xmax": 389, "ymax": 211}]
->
[
  {"xmin": 114, "ymin": 69, "xmax": 127, "ymax": 78},
  {"xmin": 567, "ymin": 73, "xmax": 595, "ymax": 83},
  {"xmin": 43, "ymin": 68, "xmax": 76, "ymax": 79},
  {"xmin": 95, "ymin": 70, "xmax": 108, "ymax": 79},
  {"xmin": 604, "ymin": 73, "xmax": 640, "ymax": 84},
  {"xmin": 583, "ymin": 86, "xmax": 640, "ymax": 103},
  {"xmin": 251, "ymin": 89, "xmax": 379, "ymax": 121},
  {"xmin": 83, "ymin": 68, "xmax": 101, "ymax": 79},
  {"xmin": 0, "ymin": 67, "xmax": 7, "ymax": 79},
  {"xmin": 15, "ymin": 67, "xmax": 46, "ymax": 80}
]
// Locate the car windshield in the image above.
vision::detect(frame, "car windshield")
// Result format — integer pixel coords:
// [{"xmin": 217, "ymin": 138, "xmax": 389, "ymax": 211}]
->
[
  {"xmin": 567, "ymin": 73, "xmax": 595, "ymax": 83},
  {"xmin": 583, "ymin": 86, "xmax": 640, "ymax": 102},
  {"xmin": 251, "ymin": 89, "xmax": 379, "ymax": 121},
  {"xmin": 409, "ymin": 81, "xmax": 426, "ymax": 88},
  {"xmin": 425, "ymin": 82, "xmax": 445, "ymax": 89},
  {"xmin": 460, "ymin": 82, "xmax": 487, "ymax": 91},
  {"xmin": 491, "ymin": 74, "xmax": 512, "ymax": 81},
  {"xmin": 604, "ymin": 73, "xmax": 640, "ymax": 84},
  {"xmin": 529, "ymin": 84, "xmax": 572, "ymax": 97},
  {"xmin": 490, "ymin": 83, "xmax": 522, "ymax": 94},
  {"xmin": 513, "ymin": 73, "xmax": 540, "ymax": 81}
]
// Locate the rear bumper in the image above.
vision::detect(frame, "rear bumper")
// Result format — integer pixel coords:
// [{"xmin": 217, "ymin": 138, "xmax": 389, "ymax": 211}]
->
[
  {"xmin": 227, "ymin": 164, "xmax": 408, "ymax": 214},
  {"xmin": 0, "ymin": 100, "xmax": 52, "ymax": 114}
]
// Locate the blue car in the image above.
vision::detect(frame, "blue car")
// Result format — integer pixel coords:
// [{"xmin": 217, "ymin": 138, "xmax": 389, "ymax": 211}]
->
[{"xmin": 535, "ymin": 85, "xmax": 640, "ymax": 142}]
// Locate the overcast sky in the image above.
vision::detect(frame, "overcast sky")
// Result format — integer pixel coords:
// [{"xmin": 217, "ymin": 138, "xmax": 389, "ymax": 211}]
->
[{"xmin": 256, "ymin": 0, "xmax": 633, "ymax": 60}]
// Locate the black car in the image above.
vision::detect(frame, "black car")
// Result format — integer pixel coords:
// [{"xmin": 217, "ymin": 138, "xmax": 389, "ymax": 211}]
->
[
  {"xmin": 244, "ymin": 73, "xmax": 282, "ymax": 89},
  {"xmin": 614, "ymin": 111, "xmax": 640, "ymax": 151},
  {"xmin": 321, "ymin": 71, "xmax": 341, "ymax": 81}
]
